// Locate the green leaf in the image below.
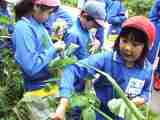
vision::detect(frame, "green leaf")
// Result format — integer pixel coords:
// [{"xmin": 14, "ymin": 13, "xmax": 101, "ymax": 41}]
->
[
  {"xmin": 82, "ymin": 107, "xmax": 96, "ymax": 120},
  {"xmin": 0, "ymin": 16, "xmax": 10, "ymax": 25},
  {"xmin": 49, "ymin": 56, "xmax": 77, "ymax": 70},
  {"xmin": 70, "ymin": 94, "xmax": 88, "ymax": 108}
]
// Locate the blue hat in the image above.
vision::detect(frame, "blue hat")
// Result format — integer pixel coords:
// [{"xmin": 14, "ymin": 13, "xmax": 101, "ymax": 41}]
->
[{"xmin": 82, "ymin": 1, "xmax": 106, "ymax": 27}]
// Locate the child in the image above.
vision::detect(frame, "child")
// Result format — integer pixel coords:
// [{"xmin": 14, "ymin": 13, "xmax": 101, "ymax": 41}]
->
[
  {"xmin": 12, "ymin": 0, "xmax": 66, "ymax": 119},
  {"xmin": 76, "ymin": 0, "xmax": 106, "ymax": 49},
  {"xmin": 52, "ymin": 16, "xmax": 155, "ymax": 120},
  {"xmin": 64, "ymin": 1, "xmax": 106, "ymax": 60},
  {"xmin": 105, "ymin": 0, "xmax": 127, "ymax": 35},
  {"xmin": 148, "ymin": 0, "xmax": 160, "ymax": 91},
  {"xmin": 12, "ymin": 0, "xmax": 65, "ymax": 91}
]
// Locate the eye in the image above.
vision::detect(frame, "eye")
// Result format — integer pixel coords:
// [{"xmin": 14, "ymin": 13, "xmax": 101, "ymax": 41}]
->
[
  {"xmin": 121, "ymin": 39, "xmax": 128, "ymax": 43},
  {"xmin": 132, "ymin": 41, "xmax": 142, "ymax": 47}
]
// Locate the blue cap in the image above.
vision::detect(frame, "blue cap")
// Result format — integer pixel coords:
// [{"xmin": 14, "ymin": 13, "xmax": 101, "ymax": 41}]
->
[{"xmin": 82, "ymin": 1, "xmax": 106, "ymax": 27}]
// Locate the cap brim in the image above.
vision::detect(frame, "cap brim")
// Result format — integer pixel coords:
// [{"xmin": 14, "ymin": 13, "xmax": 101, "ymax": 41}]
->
[{"xmin": 95, "ymin": 19, "xmax": 105, "ymax": 28}]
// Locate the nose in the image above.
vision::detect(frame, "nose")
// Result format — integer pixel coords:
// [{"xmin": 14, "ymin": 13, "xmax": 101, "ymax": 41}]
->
[{"xmin": 124, "ymin": 43, "xmax": 133, "ymax": 53}]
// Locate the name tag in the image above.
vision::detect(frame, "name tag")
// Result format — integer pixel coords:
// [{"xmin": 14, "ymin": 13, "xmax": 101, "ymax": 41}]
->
[{"xmin": 125, "ymin": 78, "xmax": 145, "ymax": 97}]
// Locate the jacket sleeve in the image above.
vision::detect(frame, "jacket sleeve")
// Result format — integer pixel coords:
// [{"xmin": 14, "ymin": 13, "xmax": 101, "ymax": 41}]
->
[
  {"xmin": 106, "ymin": 1, "xmax": 127, "ymax": 25},
  {"xmin": 13, "ymin": 23, "xmax": 57, "ymax": 76},
  {"xmin": 60, "ymin": 52, "xmax": 107, "ymax": 98},
  {"xmin": 148, "ymin": 1, "xmax": 160, "ymax": 23}
]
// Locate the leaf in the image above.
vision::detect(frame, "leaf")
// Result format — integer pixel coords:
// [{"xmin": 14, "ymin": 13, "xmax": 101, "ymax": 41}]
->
[
  {"xmin": 49, "ymin": 56, "xmax": 77, "ymax": 70},
  {"xmin": 82, "ymin": 107, "xmax": 96, "ymax": 120},
  {"xmin": 0, "ymin": 16, "xmax": 10, "ymax": 25},
  {"xmin": 70, "ymin": 94, "xmax": 88, "ymax": 108},
  {"xmin": 64, "ymin": 43, "xmax": 79, "ymax": 57}
]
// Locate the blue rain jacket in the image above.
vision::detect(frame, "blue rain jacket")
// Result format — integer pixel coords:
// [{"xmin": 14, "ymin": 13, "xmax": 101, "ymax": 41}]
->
[
  {"xmin": 105, "ymin": 0, "xmax": 127, "ymax": 35},
  {"xmin": 0, "ymin": 6, "xmax": 14, "ymax": 34},
  {"xmin": 148, "ymin": 0, "xmax": 160, "ymax": 64},
  {"xmin": 44, "ymin": 6, "xmax": 73, "ymax": 35},
  {"xmin": 64, "ymin": 18, "xmax": 91, "ymax": 60},
  {"xmin": 60, "ymin": 50, "xmax": 153, "ymax": 120},
  {"xmin": 63, "ymin": 18, "xmax": 105, "ymax": 92},
  {"xmin": 12, "ymin": 16, "xmax": 58, "ymax": 91}
]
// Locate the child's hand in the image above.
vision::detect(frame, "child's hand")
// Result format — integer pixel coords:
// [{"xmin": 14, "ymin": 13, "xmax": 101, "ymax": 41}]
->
[
  {"xmin": 51, "ymin": 105, "xmax": 65, "ymax": 120},
  {"xmin": 51, "ymin": 98, "xmax": 69, "ymax": 120},
  {"xmin": 89, "ymin": 38, "xmax": 100, "ymax": 54},
  {"xmin": 53, "ymin": 41, "xmax": 65, "ymax": 51},
  {"xmin": 131, "ymin": 96, "xmax": 145, "ymax": 107}
]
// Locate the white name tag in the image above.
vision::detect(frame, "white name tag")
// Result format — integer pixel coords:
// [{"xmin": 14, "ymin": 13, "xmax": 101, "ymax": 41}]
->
[{"xmin": 125, "ymin": 78, "xmax": 145, "ymax": 96}]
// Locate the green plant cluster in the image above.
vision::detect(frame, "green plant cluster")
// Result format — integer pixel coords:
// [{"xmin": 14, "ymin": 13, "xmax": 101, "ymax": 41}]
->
[
  {"xmin": 61, "ymin": 0, "xmax": 78, "ymax": 7},
  {"xmin": 68, "ymin": 90, "xmax": 99, "ymax": 120},
  {"xmin": 124, "ymin": 0, "xmax": 154, "ymax": 17},
  {"xmin": 0, "ymin": 16, "xmax": 10, "ymax": 36},
  {"xmin": 0, "ymin": 48, "xmax": 24, "ymax": 120}
]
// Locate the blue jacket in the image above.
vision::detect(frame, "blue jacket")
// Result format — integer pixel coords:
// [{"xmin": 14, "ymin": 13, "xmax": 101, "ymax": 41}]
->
[
  {"xmin": 0, "ymin": 6, "xmax": 14, "ymax": 34},
  {"xmin": 60, "ymin": 50, "xmax": 153, "ymax": 119},
  {"xmin": 64, "ymin": 18, "xmax": 91, "ymax": 60},
  {"xmin": 105, "ymin": 0, "xmax": 127, "ymax": 34},
  {"xmin": 44, "ymin": 6, "xmax": 73, "ymax": 35},
  {"xmin": 12, "ymin": 16, "xmax": 58, "ymax": 91},
  {"xmin": 148, "ymin": 0, "xmax": 160, "ymax": 64}
]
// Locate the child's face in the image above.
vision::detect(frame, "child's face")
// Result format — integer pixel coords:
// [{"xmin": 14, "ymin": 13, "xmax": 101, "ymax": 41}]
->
[
  {"xmin": 33, "ymin": 6, "xmax": 53, "ymax": 23},
  {"xmin": 80, "ymin": 13, "xmax": 99, "ymax": 30},
  {"xmin": 119, "ymin": 37, "xmax": 144, "ymax": 66}
]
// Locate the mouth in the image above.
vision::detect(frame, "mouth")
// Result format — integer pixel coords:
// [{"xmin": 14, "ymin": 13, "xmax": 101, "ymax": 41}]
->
[{"xmin": 122, "ymin": 52, "xmax": 133, "ymax": 59}]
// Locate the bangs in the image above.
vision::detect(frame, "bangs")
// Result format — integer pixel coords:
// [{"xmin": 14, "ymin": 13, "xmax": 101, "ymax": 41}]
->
[{"xmin": 119, "ymin": 27, "xmax": 148, "ymax": 44}]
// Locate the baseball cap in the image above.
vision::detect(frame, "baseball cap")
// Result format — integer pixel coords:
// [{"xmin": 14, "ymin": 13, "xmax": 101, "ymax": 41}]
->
[
  {"xmin": 82, "ymin": 1, "xmax": 106, "ymax": 27},
  {"xmin": 122, "ymin": 16, "xmax": 156, "ymax": 48}
]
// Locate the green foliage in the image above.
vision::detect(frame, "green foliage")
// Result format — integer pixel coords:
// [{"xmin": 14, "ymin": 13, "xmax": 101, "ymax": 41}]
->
[
  {"xmin": 48, "ymin": 43, "xmax": 78, "ymax": 79},
  {"xmin": 0, "ymin": 16, "xmax": 10, "ymax": 25},
  {"xmin": 125, "ymin": 0, "xmax": 154, "ymax": 17},
  {"xmin": 49, "ymin": 56, "xmax": 77, "ymax": 70},
  {"xmin": 0, "ymin": 16, "xmax": 10, "ymax": 36},
  {"xmin": 69, "ymin": 91, "xmax": 99, "ymax": 120},
  {"xmin": 61, "ymin": 0, "xmax": 78, "ymax": 7},
  {"xmin": 82, "ymin": 107, "xmax": 96, "ymax": 120},
  {"xmin": 70, "ymin": 93, "xmax": 89, "ymax": 108},
  {"xmin": 0, "ymin": 48, "xmax": 24, "ymax": 119}
]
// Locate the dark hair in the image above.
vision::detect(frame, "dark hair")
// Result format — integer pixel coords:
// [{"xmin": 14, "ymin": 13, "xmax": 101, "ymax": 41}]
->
[
  {"xmin": 0, "ymin": 0, "xmax": 7, "ymax": 9},
  {"xmin": 80, "ymin": 11, "xmax": 95, "ymax": 21},
  {"xmin": 113, "ymin": 27, "xmax": 149, "ymax": 67},
  {"xmin": 15, "ymin": 0, "xmax": 54, "ymax": 21},
  {"xmin": 15, "ymin": 0, "xmax": 34, "ymax": 21}
]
